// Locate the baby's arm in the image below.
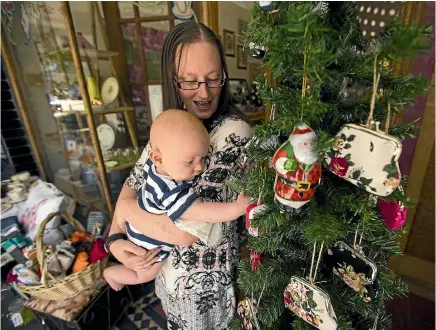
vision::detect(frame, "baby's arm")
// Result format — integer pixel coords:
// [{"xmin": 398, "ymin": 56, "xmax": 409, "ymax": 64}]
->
[{"xmin": 181, "ymin": 192, "xmax": 249, "ymax": 223}]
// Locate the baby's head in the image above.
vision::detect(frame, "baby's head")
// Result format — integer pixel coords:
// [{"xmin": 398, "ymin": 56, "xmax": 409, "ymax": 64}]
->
[{"xmin": 150, "ymin": 109, "xmax": 209, "ymax": 181}]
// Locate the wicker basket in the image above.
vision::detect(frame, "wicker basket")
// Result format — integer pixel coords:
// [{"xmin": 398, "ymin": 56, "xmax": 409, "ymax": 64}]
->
[{"xmin": 19, "ymin": 211, "xmax": 108, "ymax": 300}]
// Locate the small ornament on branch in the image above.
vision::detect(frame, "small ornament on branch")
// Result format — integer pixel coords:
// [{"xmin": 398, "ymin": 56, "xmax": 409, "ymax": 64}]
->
[
  {"xmin": 250, "ymin": 248, "xmax": 263, "ymax": 271},
  {"xmin": 247, "ymin": 42, "xmax": 266, "ymax": 60},
  {"xmin": 246, "ymin": 203, "xmax": 268, "ymax": 237},
  {"xmin": 377, "ymin": 185, "xmax": 407, "ymax": 230},
  {"xmin": 258, "ymin": 1, "xmax": 281, "ymax": 14},
  {"xmin": 237, "ymin": 284, "xmax": 266, "ymax": 330},
  {"xmin": 237, "ymin": 298, "xmax": 259, "ymax": 330},
  {"xmin": 272, "ymin": 123, "xmax": 322, "ymax": 213}
]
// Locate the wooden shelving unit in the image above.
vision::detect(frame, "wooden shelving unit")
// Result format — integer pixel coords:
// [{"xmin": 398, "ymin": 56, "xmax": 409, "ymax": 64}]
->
[
  {"xmin": 246, "ymin": 110, "xmax": 265, "ymax": 122},
  {"xmin": 43, "ymin": 48, "xmax": 118, "ymax": 61},
  {"xmin": 53, "ymin": 106, "xmax": 134, "ymax": 117},
  {"xmin": 105, "ymin": 160, "xmax": 137, "ymax": 173},
  {"xmin": 40, "ymin": 2, "xmax": 144, "ymax": 217}
]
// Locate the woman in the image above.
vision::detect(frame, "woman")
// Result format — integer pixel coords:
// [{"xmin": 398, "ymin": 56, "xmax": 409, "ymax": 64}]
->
[{"xmin": 107, "ymin": 21, "xmax": 253, "ymax": 329}]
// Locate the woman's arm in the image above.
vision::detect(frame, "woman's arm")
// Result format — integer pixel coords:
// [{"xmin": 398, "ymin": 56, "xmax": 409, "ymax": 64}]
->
[
  {"xmin": 107, "ymin": 147, "xmax": 198, "ymax": 271},
  {"xmin": 108, "ymin": 185, "xmax": 197, "ymax": 271},
  {"xmin": 108, "ymin": 186, "xmax": 161, "ymax": 271},
  {"xmin": 113, "ymin": 185, "xmax": 198, "ymax": 246}
]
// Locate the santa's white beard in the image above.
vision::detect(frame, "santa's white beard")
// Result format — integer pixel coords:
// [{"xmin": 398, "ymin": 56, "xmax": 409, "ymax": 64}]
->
[{"xmin": 294, "ymin": 148, "xmax": 318, "ymax": 165}]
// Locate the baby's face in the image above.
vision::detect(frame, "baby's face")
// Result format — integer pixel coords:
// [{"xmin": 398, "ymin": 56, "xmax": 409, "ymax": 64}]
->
[{"xmin": 160, "ymin": 137, "xmax": 209, "ymax": 182}]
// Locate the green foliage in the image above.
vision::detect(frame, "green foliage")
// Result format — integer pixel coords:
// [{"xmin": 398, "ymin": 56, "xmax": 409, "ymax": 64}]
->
[{"xmin": 234, "ymin": 1, "xmax": 431, "ymax": 329}]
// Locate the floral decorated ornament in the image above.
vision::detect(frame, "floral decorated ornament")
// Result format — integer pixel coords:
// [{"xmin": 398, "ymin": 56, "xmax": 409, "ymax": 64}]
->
[
  {"xmin": 324, "ymin": 123, "xmax": 402, "ymax": 196},
  {"xmin": 323, "ymin": 242, "xmax": 378, "ymax": 303},
  {"xmin": 284, "ymin": 241, "xmax": 337, "ymax": 329},
  {"xmin": 237, "ymin": 298, "xmax": 260, "ymax": 330},
  {"xmin": 284, "ymin": 277, "xmax": 337, "ymax": 329}
]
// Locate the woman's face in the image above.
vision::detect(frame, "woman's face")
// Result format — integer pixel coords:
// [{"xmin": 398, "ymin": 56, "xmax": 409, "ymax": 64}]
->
[{"xmin": 175, "ymin": 41, "xmax": 223, "ymax": 120}]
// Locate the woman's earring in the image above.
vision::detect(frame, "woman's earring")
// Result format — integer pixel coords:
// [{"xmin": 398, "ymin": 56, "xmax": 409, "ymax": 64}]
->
[{"xmin": 178, "ymin": 96, "xmax": 186, "ymax": 110}]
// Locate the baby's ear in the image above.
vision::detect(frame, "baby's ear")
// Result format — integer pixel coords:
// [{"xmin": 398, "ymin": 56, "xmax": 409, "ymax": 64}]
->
[{"xmin": 149, "ymin": 150, "xmax": 163, "ymax": 166}]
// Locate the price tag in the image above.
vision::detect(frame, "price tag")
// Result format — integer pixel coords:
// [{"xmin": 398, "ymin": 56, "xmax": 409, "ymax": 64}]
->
[{"xmin": 11, "ymin": 313, "xmax": 23, "ymax": 327}]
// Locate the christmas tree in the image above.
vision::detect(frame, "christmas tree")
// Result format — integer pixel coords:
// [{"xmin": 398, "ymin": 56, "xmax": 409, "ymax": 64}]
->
[{"xmin": 231, "ymin": 2, "xmax": 432, "ymax": 329}]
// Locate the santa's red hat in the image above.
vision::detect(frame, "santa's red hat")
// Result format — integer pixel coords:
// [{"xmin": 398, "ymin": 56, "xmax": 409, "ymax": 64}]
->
[{"xmin": 289, "ymin": 123, "xmax": 316, "ymax": 145}]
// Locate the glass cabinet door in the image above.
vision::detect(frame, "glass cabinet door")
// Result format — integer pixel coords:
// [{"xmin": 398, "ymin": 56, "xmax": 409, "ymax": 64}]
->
[{"xmin": 107, "ymin": 1, "xmax": 198, "ymax": 144}]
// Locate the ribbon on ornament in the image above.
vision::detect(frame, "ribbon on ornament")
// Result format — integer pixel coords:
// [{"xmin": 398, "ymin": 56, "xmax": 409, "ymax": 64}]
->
[{"xmin": 309, "ymin": 241, "xmax": 324, "ymax": 285}]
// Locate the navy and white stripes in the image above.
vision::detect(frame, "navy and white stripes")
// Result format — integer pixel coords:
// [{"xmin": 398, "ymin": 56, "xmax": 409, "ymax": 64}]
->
[{"xmin": 126, "ymin": 158, "xmax": 198, "ymax": 261}]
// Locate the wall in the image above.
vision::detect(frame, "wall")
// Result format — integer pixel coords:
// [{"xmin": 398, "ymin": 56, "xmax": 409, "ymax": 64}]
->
[
  {"xmin": 218, "ymin": 1, "xmax": 262, "ymax": 82},
  {"xmin": 398, "ymin": 1, "xmax": 435, "ymax": 175}
]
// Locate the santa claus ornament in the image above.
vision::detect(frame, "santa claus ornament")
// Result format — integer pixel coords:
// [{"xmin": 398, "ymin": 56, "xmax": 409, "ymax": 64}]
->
[{"xmin": 272, "ymin": 123, "xmax": 322, "ymax": 213}]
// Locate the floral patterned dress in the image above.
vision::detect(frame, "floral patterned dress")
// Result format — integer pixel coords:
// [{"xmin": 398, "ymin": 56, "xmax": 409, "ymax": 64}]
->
[{"xmin": 125, "ymin": 113, "xmax": 253, "ymax": 330}]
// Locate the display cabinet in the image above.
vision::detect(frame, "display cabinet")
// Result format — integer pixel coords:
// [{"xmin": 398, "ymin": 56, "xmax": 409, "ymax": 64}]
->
[{"xmin": 2, "ymin": 1, "xmax": 149, "ymax": 216}]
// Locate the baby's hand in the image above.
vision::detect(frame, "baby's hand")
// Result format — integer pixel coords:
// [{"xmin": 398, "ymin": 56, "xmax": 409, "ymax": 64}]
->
[{"xmin": 236, "ymin": 192, "xmax": 250, "ymax": 214}]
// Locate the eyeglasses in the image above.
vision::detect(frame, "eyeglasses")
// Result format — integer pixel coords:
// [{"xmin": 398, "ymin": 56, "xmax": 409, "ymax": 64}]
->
[{"xmin": 174, "ymin": 72, "xmax": 227, "ymax": 90}]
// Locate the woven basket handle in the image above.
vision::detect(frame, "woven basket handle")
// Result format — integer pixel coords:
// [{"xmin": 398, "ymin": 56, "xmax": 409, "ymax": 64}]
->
[{"xmin": 35, "ymin": 211, "xmax": 85, "ymax": 288}]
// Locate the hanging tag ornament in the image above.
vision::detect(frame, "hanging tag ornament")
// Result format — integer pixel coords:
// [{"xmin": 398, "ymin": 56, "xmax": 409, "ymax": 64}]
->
[
  {"xmin": 272, "ymin": 123, "xmax": 322, "ymax": 213},
  {"xmin": 246, "ymin": 178, "xmax": 268, "ymax": 236}
]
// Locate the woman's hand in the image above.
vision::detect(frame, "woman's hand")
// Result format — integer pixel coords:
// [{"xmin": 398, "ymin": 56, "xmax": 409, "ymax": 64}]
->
[{"xmin": 109, "ymin": 239, "xmax": 161, "ymax": 272}]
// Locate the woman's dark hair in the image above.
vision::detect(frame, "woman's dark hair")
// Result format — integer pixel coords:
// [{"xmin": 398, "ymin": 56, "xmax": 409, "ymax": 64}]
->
[{"xmin": 161, "ymin": 21, "xmax": 247, "ymax": 130}]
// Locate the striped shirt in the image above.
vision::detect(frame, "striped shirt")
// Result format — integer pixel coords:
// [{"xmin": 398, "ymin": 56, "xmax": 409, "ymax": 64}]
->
[{"xmin": 125, "ymin": 158, "xmax": 198, "ymax": 261}]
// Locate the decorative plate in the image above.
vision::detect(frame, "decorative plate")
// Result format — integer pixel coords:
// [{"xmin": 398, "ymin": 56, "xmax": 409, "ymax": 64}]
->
[
  {"xmin": 104, "ymin": 161, "xmax": 118, "ymax": 168},
  {"xmin": 171, "ymin": 1, "xmax": 194, "ymax": 20},
  {"xmin": 9, "ymin": 192, "xmax": 29, "ymax": 204},
  {"xmin": 101, "ymin": 77, "xmax": 119, "ymax": 104},
  {"xmin": 1, "ymin": 200, "xmax": 12, "ymax": 212},
  {"xmin": 97, "ymin": 124, "xmax": 116, "ymax": 151}
]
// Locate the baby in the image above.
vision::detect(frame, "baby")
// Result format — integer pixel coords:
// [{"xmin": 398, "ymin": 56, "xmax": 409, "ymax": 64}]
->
[{"xmin": 104, "ymin": 110, "xmax": 249, "ymax": 291}]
